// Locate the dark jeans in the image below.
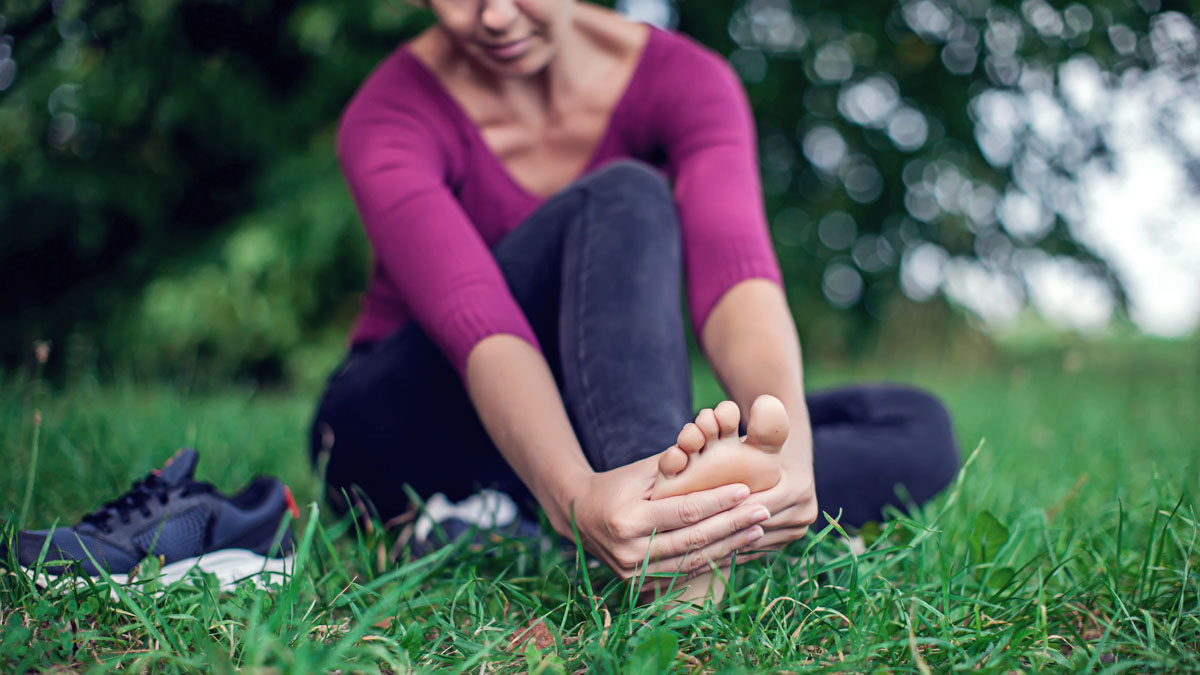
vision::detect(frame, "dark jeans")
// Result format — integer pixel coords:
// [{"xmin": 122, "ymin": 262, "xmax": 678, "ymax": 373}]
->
[{"xmin": 311, "ymin": 161, "xmax": 959, "ymax": 529}]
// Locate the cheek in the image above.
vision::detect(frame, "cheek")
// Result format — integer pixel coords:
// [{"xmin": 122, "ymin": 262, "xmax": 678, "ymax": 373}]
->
[
  {"xmin": 518, "ymin": 0, "xmax": 572, "ymax": 30},
  {"xmin": 431, "ymin": 2, "xmax": 479, "ymax": 37}
]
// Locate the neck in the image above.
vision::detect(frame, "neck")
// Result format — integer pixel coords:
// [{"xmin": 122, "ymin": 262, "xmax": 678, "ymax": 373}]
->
[{"xmin": 429, "ymin": 3, "xmax": 610, "ymax": 109}]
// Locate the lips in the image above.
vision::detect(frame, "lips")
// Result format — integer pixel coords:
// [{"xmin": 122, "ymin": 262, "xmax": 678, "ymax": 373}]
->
[{"xmin": 481, "ymin": 37, "xmax": 531, "ymax": 60}]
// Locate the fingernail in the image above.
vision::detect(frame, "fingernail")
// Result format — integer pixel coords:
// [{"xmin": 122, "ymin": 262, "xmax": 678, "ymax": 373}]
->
[
  {"xmin": 733, "ymin": 485, "xmax": 750, "ymax": 502},
  {"xmin": 746, "ymin": 527, "xmax": 764, "ymax": 543},
  {"xmin": 753, "ymin": 507, "xmax": 771, "ymax": 523}
]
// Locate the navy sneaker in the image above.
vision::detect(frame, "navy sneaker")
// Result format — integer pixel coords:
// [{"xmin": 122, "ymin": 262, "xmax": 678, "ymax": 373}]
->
[{"xmin": 6, "ymin": 448, "xmax": 296, "ymax": 590}]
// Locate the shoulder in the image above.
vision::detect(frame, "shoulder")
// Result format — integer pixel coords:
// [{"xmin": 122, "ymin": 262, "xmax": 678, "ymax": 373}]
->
[
  {"xmin": 338, "ymin": 44, "xmax": 458, "ymax": 147},
  {"xmin": 634, "ymin": 27, "xmax": 748, "ymax": 124},
  {"xmin": 625, "ymin": 28, "xmax": 755, "ymax": 160},
  {"xmin": 644, "ymin": 27, "xmax": 738, "ymax": 83},
  {"xmin": 336, "ymin": 44, "xmax": 466, "ymax": 173},
  {"xmin": 634, "ymin": 27, "xmax": 746, "ymax": 119}
]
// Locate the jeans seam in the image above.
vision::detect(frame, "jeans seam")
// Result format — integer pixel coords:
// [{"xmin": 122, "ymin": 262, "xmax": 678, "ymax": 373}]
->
[{"xmin": 569, "ymin": 184, "xmax": 619, "ymax": 468}]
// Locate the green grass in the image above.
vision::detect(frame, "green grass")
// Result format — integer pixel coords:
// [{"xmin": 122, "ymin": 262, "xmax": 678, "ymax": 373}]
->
[{"xmin": 2, "ymin": 343, "xmax": 1198, "ymax": 673}]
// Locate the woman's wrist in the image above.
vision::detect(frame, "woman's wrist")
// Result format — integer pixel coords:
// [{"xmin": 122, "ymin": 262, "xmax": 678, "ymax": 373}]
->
[{"xmin": 539, "ymin": 460, "xmax": 596, "ymax": 536}]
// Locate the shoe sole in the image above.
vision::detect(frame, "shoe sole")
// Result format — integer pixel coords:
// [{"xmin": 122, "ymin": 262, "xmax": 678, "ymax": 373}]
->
[{"xmin": 23, "ymin": 549, "xmax": 294, "ymax": 593}]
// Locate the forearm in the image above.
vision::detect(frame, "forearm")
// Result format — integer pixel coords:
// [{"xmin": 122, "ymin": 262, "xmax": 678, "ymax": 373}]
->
[
  {"xmin": 700, "ymin": 279, "xmax": 813, "ymax": 459},
  {"xmin": 463, "ymin": 334, "xmax": 594, "ymax": 536}
]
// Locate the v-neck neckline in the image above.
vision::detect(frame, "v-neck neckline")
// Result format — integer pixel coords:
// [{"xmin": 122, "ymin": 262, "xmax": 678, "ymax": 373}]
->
[{"xmin": 400, "ymin": 24, "xmax": 659, "ymax": 202}]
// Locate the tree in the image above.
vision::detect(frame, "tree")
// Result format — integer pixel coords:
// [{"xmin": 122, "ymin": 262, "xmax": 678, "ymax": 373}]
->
[
  {"xmin": 2, "ymin": 0, "xmax": 1197, "ymax": 382},
  {"xmin": 674, "ymin": 0, "xmax": 1200, "ymax": 342}
]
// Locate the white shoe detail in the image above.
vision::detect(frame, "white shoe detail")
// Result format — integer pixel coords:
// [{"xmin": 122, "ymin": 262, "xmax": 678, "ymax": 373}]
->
[
  {"xmin": 413, "ymin": 489, "xmax": 518, "ymax": 542},
  {"xmin": 155, "ymin": 549, "xmax": 294, "ymax": 589},
  {"xmin": 24, "ymin": 549, "xmax": 294, "ymax": 593}
]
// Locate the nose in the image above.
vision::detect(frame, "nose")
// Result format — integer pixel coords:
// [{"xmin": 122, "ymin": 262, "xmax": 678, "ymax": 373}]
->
[{"xmin": 480, "ymin": 0, "xmax": 519, "ymax": 34}]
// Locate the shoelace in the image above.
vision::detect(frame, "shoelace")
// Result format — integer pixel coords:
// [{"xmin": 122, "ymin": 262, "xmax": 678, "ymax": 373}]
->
[{"xmin": 80, "ymin": 475, "xmax": 213, "ymax": 534}]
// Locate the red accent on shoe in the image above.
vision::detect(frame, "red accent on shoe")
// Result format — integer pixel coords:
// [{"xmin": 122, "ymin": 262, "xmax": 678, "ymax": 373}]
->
[
  {"xmin": 153, "ymin": 448, "xmax": 184, "ymax": 476},
  {"xmin": 283, "ymin": 485, "xmax": 300, "ymax": 519}
]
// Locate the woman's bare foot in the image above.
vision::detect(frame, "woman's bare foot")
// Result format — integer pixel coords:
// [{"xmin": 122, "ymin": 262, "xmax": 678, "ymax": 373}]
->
[
  {"xmin": 642, "ymin": 395, "xmax": 789, "ymax": 607},
  {"xmin": 650, "ymin": 395, "xmax": 789, "ymax": 500}
]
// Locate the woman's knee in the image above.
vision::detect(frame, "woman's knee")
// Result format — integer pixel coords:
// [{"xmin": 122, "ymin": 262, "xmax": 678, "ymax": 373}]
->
[
  {"xmin": 889, "ymin": 386, "xmax": 960, "ymax": 496},
  {"xmin": 583, "ymin": 159, "xmax": 671, "ymax": 203},
  {"xmin": 578, "ymin": 160, "xmax": 679, "ymax": 241}
]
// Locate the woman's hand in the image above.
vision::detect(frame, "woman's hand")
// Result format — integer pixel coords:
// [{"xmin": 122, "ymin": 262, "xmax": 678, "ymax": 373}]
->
[
  {"xmin": 565, "ymin": 453, "xmax": 773, "ymax": 579},
  {"xmin": 739, "ymin": 438, "xmax": 818, "ymax": 553}
]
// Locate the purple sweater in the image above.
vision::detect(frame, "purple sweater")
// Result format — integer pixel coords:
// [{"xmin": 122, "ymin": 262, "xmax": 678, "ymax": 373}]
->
[{"xmin": 336, "ymin": 25, "xmax": 782, "ymax": 377}]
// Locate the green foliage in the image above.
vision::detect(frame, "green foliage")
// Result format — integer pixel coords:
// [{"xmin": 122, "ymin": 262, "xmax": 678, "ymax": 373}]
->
[
  {"xmin": 684, "ymin": 0, "xmax": 1200, "ymax": 339},
  {"xmin": 526, "ymin": 641, "xmax": 568, "ymax": 675},
  {"xmin": 2, "ymin": 0, "xmax": 1198, "ymax": 383},
  {"xmin": 1, "ymin": 0, "xmax": 426, "ymax": 384},
  {"xmin": 969, "ymin": 508, "xmax": 1010, "ymax": 562},
  {"xmin": 628, "ymin": 627, "xmax": 680, "ymax": 673}
]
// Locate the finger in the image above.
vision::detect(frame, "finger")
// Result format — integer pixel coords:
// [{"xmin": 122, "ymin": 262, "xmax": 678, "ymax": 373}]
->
[
  {"xmin": 610, "ymin": 507, "xmax": 769, "ymax": 574},
  {"xmin": 643, "ymin": 482, "xmax": 751, "ymax": 531},
  {"xmin": 689, "ymin": 548, "xmax": 769, "ymax": 573},
  {"xmin": 677, "ymin": 539, "xmax": 789, "ymax": 578},
  {"xmin": 754, "ymin": 503, "xmax": 819, "ymax": 530},
  {"xmin": 643, "ymin": 524, "xmax": 765, "ymax": 577},
  {"xmin": 742, "ymin": 491, "xmax": 819, "ymax": 528},
  {"xmin": 746, "ymin": 526, "xmax": 811, "ymax": 552},
  {"xmin": 740, "ymin": 486, "xmax": 794, "ymax": 514},
  {"xmin": 703, "ymin": 535, "xmax": 789, "ymax": 568},
  {"xmin": 646, "ymin": 503, "xmax": 771, "ymax": 561}
]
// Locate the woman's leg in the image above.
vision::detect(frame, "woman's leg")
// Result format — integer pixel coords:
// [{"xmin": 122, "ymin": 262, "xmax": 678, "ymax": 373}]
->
[
  {"xmin": 313, "ymin": 157, "xmax": 959, "ymax": 532},
  {"xmin": 543, "ymin": 161, "xmax": 694, "ymax": 471},
  {"xmin": 310, "ymin": 160, "xmax": 693, "ymax": 520},
  {"xmin": 310, "ymin": 326, "xmax": 527, "ymax": 520},
  {"xmin": 806, "ymin": 384, "xmax": 960, "ymax": 529}
]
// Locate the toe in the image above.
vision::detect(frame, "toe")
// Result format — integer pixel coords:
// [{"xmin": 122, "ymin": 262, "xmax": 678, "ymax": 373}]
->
[
  {"xmin": 694, "ymin": 408, "xmax": 719, "ymax": 440},
  {"xmin": 676, "ymin": 423, "xmax": 706, "ymax": 453},
  {"xmin": 745, "ymin": 395, "xmax": 789, "ymax": 453},
  {"xmin": 713, "ymin": 400, "xmax": 741, "ymax": 438},
  {"xmin": 659, "ymin": 446, "xmax": 688, "ymax": 478}
]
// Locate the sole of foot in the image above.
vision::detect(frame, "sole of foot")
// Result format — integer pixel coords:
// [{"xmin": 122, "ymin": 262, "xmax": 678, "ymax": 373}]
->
[
  {"xmin": 650, "ymin": 394, "xmax": 789, "ymax": 500},
  {"xmin": 642, "ymin": 395, "xmax": 789, "ymax": 607}
]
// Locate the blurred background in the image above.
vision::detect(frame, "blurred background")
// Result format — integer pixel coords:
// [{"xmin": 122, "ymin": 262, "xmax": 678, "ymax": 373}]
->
[{"xmin": 2, "ymin": 0, "xmax": 1199, "ymax": 388}]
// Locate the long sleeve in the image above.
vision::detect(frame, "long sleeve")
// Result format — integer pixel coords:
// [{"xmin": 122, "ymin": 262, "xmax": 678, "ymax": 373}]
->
[
  {"xmin": 336, "ymin": 70, "xmax": 540, "ymax": 377},
  {"xmin": 649, "ymin": 38, "xmax": 783, "ymax": 342}
]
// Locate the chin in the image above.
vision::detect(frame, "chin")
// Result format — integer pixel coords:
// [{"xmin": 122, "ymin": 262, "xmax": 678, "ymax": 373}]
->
[{"xmin": 474, "ymin": 43, "xmax": 556, "ymax": 78}]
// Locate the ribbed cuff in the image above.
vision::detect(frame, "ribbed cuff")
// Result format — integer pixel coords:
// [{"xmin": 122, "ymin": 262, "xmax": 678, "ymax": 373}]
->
[
  {"xmin": 436, "ymin": 292, "xmax": 543, "ymax": 379},
  {"xmin": 689, "ymin": 238, "xmax": 783, "ymax": 339}
]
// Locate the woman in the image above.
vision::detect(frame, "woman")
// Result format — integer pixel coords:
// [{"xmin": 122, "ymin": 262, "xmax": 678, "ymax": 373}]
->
[{"xmin": 311, "ymin": 0, "xmax": 959, "ymax": 602}]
